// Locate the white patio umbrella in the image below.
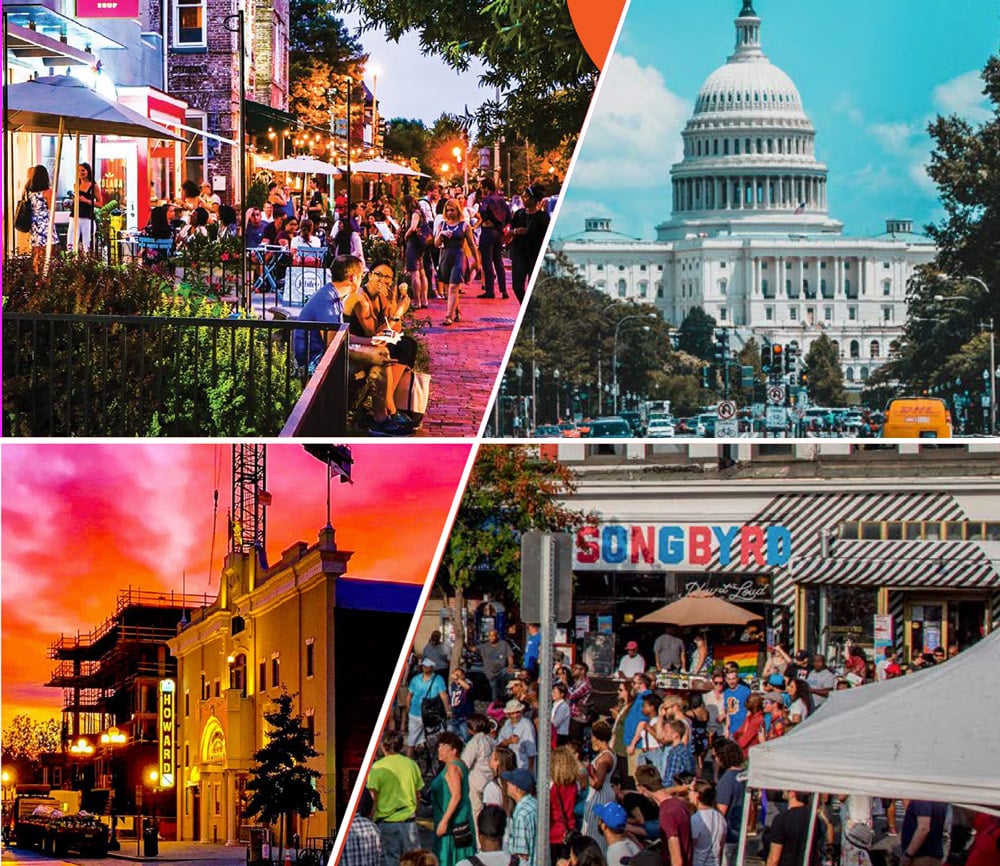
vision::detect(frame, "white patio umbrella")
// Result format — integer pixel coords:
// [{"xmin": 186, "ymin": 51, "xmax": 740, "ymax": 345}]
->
[
  {"xmin": 259, "ymin": 156, "xmax": 341, "ymax": 220},
  {"xmin": 349, "ymin": 157, "xmax": 427, "ymax": 177},
  {"xmin": 6, "ymin": 75, "xmax": 183, "ymax": 264}
]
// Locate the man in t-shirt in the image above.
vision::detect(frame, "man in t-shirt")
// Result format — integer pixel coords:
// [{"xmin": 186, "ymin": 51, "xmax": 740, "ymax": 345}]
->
[
  {"xmin": 806, "ymin": 655, "xmax": 837, "ymax": 708},
  {"xmin": 766, "ymin": 791, "xmax": 818, "ymax": 866},
  {"xmin": 475, "ymin": 176, "xmax": 511, "ymax": 300},
  {"xmin": 366, "ymin": 731, "xmax": 423, "ymax": 866},
  {"xmin": 635, "ymin": 764, "xmax": 693, "ymax": 866},
  {"xmin": 478, "ymin": 629, "xmax": 515, "ymax": 704},
  {"xmin": 900, "ymin": 800, "xmax": 948, "ymax": 866},
  {"xmin": 594, "ymin": 802, "xmax": 641, "ymax": 866},
  {"xmin": 653, "ymin": 627, "xmax": 686, "ymax": 671},
  {"xmin": 403, "ymin": 658, "xmax": 448, "ymax": 756},
  {"xmin": 523, "ymin": 624, "xmax": 541, "ymax": 676},
  {"xmin": 722, "ymin": 668, "xmax": 752, "ymax": 737},
  {"xmin": 497, "ymin": 700, "xmax": 537, "ymax": 770}
]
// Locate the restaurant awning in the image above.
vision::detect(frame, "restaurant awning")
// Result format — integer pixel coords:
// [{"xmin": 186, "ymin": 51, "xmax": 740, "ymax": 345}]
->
[
  {"xmin": 4, "ymin": 5, "xmax": 123, "ymax": 68},
  {"xmin": 244, "ymin": 99, "xmax": 297, "ymax": 134}
]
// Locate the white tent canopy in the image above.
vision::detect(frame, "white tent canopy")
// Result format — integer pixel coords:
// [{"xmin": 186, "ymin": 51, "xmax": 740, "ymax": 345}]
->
[{"xmin": 747, "ymin": 628, "xmax": 1000, "ymax": 806}]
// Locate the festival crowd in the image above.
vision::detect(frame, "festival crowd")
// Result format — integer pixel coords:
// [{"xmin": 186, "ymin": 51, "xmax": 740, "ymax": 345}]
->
[{"xmin": 341, "ymin": 625, "xmax": 998, "ymax": 866}]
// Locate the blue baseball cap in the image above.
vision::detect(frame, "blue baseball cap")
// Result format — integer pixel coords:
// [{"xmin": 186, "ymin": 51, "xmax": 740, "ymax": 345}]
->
[
  {"xmin": 766, "ymin": 674, "xmax": 786, "ymax": 688},
  {"xmin": 593, "ymin": 802, "xmax": 628, "ymax": 831},
  {"xmin": 500, "ymin": 768, "xmax": 535, "ymax": 793}
]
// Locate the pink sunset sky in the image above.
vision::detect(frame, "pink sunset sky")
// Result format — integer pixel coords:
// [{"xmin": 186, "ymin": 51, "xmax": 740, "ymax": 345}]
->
[{"xmin": 1, "ymin": 443, "xmax": 472, "ymax": 721}]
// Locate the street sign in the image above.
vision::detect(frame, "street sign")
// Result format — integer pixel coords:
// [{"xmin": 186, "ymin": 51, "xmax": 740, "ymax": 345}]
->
[
  {"xmin": 766, "ymin": 406, "xmax": 787, "ymax": 429},
  {"xmin": 751, "ymin": 403, "xmax": 765, "ymax": 419},
  {"xmin": 715, "ymin": 418, "xmax": 739, "ymax": 438},
  {"xmin": 717, "ymin": 400, "xmax": 737, "ymax": 421},
  {"xmin": 521, "ymin": 532, "xmax": 574, "ymax": 623},
  {"xmin": 767, "ymin": 385, "xmax": 786, "ymax": 405}
]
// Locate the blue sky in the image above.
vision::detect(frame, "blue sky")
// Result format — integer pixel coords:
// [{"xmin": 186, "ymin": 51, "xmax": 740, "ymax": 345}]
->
[{"xmin": 556, "ymin": 0, "xmax": 999, "ymax": 241}]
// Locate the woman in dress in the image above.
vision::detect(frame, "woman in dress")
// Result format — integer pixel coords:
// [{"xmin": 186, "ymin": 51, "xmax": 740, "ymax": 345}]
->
[
  {"xmin": 429, "ymin": 731, "xmax": 475, "ymax": 866},
  {"xmin": 581, "ymin": 720, "xmax": 616, "ymax": 855},
  {"xmin": 24, "ymin": 164, "xmax": 52, "ymax": 273},
  {"xmin": 402, "ymin": 194, "xmax": 429, "ymax": 310},
  {"xmin": 461, "ymin": 714, "xmax": 496, "ymax": 828},
  {"xmin": 71, "ymin": 162, "xmax": 103, "ymax": 254},
  {"xmin": 688, "ymin": 634, "xmax": 710, "ymax": 675},
  {"xmin": 435, "ymin": 198, "xmax": 481, "ymax": 326}
]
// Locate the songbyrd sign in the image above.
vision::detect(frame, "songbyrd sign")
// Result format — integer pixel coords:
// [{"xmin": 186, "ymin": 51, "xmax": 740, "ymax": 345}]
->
[
  {"xmin": 575, "ymin": 523, "xmax": 792, "ymax": 571},
  {"xmin": 158, "ymin": 679, "xmax": 175, "ymax": 788}
]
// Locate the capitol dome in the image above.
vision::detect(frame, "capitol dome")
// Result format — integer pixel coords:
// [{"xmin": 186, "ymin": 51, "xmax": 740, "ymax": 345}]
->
[
  {"xmin": 694, "ymin": 60, "xmax": 804, "ymax": 119},
  {"xmin": 657, "ymin": 0, "xmax": 842, "ymax": 240}
]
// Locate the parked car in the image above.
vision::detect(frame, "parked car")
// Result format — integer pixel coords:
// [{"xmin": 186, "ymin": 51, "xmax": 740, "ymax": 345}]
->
[
  {"xmin": 558, "ymin": 421, "xmax": 581, "ymax": 438},
  {"xmin": 619, "ymin": 411, "xmax": 645, "ymax": 436},
  {"xmin": 534, "ymin": 424, "xmax": 562, "ymax": 437}
]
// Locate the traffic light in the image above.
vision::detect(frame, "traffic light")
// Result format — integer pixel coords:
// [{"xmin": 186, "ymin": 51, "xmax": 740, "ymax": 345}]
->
[
  {"xmin": 762, "ymin": 344, "xmax": 772, "ymax": 372},
  {"xmin": 714, "ymin": 329, "xmax": 730, "ymax": 366},
  {"xmin": 772, "ymin": 343, "xmax": 784, "ymax": 375}
]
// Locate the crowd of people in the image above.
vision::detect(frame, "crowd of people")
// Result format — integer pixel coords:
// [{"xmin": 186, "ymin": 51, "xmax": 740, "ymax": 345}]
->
[{"xmin": 341, "ymin": 625, "xmax": 996, "ymax": 866}]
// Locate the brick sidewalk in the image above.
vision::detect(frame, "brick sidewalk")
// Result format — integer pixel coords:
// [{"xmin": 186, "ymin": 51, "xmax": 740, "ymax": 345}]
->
[{"xmin": 414, "ymin": 268, "xmax": 520, "ymax": 437}]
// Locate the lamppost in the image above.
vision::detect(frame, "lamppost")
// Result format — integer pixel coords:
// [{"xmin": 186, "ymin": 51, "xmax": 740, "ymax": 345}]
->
[
  {"xmin": 515, "ymin": 363, "xmax": 524, "ymax": 437},
  {"xmin": 553, "ymin": 368, "xmax": 561, "ymax": 421},
  {"xmin": 612, "ymin": 314, "xmax": 657, "ymax": 415},
  {"xmin": 138, "ymin": 768, "xmax": 158, "ymax": 857},
  {"xmin": 934, "ymin": 276, "xmax": 996, "ymax": 434},
  {"xmin": 2, "ymin": 769, "xmax": 14, "ymax": 831},
  {"xmin": 453, "ymin": 145, "xmax": 467, "ymax": 193},
  {"xmin": 99, "ymin": 726, "xmax": 126, "ymax": 850}
]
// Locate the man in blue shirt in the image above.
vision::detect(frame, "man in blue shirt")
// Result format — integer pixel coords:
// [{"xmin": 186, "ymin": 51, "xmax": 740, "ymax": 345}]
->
[
  {"xmin": 523, "ymin": 624, "xmax": 541, "ymax": 676},
  {"xmin": 294, "ymin": 254, "xmax": 413, "ymax": 436},
  {"xmin": 722, "ymin": 666, "xmax": 752, "ymax": 737}
]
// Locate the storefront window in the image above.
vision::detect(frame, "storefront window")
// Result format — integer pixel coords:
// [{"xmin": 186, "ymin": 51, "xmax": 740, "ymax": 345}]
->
[
  {"xmin": 923, "ymin": 521, "xmax": 942, "ymax": 540},
  {"xmin": 860, "ymin": 522, "xmax": 881, "ymax": 540},
  {"xmin": 185, "ymin": 113, "xmax": 207, "ymax": 186},
  {"xmin": 884, "ymin": 521, "xmax": 903, "ymax": 540},
  {"xmin": 904, "ymin": 521, "xmax": 922, "ymax": 540},
  {"xmin": 803, "ymin": 585, "xmax": 877, "ymax": 651}
]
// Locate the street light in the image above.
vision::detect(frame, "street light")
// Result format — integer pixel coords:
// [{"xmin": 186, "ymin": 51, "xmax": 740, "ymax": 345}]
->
[
  {"xmin": 612, "ymin": 314, "xmax": 658, "ymax": 415},
  {"xmin": 553, "ymin": 368, "xmax": 561, "ymax": 421}
]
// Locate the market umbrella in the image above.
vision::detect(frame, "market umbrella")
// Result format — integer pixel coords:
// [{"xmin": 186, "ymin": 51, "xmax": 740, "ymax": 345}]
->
[
  {"xmin": 264, "ymin": 155, "xmax": 342, "ymax": 176},
  {"xmin": 6, "ymin": 75, "xmax": 183, "ymax": 263},
  {"xmin": 636, "ymin": 590, "xmax": 762, "ymax": 627},
  {"xmin": 348, "ymin": 157, "xmax": 427, "ymax": 177}
]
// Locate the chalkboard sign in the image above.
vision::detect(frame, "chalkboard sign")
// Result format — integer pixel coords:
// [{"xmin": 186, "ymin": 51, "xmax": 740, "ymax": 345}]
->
[{"xmin": 583, "ymin": 632, "xmax": 615, "ymax": 678}]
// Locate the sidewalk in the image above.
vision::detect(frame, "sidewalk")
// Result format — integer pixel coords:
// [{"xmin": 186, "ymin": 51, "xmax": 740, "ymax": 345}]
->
[
  {"xmin": 106, "ymin": 840, "xmax": 247, "ymax": 862},
  {"xmin": 414, "ymin": 268, "xmax": 519, "ymax": 437}
]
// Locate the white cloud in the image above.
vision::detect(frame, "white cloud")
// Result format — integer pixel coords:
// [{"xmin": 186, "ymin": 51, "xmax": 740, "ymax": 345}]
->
[
  {"xmin": 868, "ymin": 121, "xmax": 919, "ymax": 157},
  {"xmin": 933, "ymin": 70, "xmax": 990, "ymax": 122},
  {"xmin": 569, "ymin": 54, "xmax": 689, "ymax": 191}
]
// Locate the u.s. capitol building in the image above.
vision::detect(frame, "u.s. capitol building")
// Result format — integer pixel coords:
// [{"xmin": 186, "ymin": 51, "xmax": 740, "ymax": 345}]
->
[{"xmin": 553, "ymin": 1, "xmax": 936, "ymax": 390}]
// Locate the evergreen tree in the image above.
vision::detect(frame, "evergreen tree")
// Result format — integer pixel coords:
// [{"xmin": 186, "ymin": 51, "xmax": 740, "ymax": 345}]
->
[
  {"xmin": 245, "ymin": 691, "xmax": 322, "ymax": 856},
  {"xmin": 802, "ymin": 333, "xmax": 846, "ymax": 406}
]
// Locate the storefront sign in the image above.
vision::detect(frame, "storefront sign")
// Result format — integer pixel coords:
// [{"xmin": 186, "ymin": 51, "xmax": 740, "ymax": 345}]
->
[
  {"xmin": 874, "ymin": 614, "xmax": 893, "ymax": 659},
  {"xmin": 77, "ymin": 0, "xmax": 140, "ymax": 18},
  {"xmin": 682, "ymin": 577, "xmax": 771, "ymax": 603},
  {"xmin": 575, "ymin": 524, "xmax": 792, "ymax": 571},
  {"xmin": 158, "ymin": 679, "xmax": 175, "ymax": 788}
]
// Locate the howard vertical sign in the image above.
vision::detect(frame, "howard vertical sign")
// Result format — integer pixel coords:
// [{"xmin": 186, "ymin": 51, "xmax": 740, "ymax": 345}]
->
[{"xmin": 159, "ymin": 679, "xmax": 176, "ymax": 788}]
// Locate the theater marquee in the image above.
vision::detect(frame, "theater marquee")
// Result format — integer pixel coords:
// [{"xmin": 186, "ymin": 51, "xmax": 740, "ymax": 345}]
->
[
  {"xmin": 159, "ymin": 679, "xmax": 175, "ymax": 788},
  {"xmin": 574, "ymin": 523, "xmax": 792, "ymax": 571}
]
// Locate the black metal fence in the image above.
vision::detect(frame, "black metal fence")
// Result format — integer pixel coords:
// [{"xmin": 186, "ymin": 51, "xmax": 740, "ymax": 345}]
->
[{"xmin": 3, "ymin": 313, "xmax": 348, "ymax": 437}]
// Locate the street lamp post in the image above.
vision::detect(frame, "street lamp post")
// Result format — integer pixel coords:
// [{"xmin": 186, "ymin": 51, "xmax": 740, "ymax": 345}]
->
[
  {"xmin": 612, "ymin": 314, "xmax": 657, "ymax": 415},
  {"xmin": 934, "ymin": 274, "xmax": 996, "ymax": 434},
  {"xmin": 553, "ymin": 368, "xmax": 561, "ymax": 421}
]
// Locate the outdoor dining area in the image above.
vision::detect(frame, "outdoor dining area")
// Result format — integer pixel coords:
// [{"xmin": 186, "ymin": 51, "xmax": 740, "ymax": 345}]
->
[{"xmin": 2, "ymin": 75, "xmax": 428, "ymax": 438}]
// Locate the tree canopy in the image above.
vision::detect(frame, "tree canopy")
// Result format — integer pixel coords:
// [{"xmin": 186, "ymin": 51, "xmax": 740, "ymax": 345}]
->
[
  {"xmin": 676, "ymin": 306, "xmax": 717, "ymax": 362},
  {"xmin": 871, "ymin": 53, "xmax": 999, "ymax": 407},
  {"xmin": 332, "ymin": 0, "xmax": 598, "ymax": 152},
  {"xmin": 802, "ymin": 332, "xmax": 846, "ymax": 406}
]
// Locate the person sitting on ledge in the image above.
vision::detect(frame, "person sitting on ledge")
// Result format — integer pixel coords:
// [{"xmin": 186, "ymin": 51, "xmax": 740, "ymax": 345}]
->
[{"xmin": 294, "ymin": 254, "xmax": 415, "ymax": 437}]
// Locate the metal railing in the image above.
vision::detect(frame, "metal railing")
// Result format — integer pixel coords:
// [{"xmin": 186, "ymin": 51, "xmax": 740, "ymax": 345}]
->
[
  {"xmin": 280, "ymin": 328, "xmax": 351, "ymax": 437},
  {"xmin": 3, "ymin": 313, "xmax": 346, "ymax": 437}
]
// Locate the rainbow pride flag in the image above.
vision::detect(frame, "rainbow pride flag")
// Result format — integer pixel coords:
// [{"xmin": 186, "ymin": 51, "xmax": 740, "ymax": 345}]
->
[{"xmin": 715, "ymin": 643, "xmax": 759, "ymax": 676}]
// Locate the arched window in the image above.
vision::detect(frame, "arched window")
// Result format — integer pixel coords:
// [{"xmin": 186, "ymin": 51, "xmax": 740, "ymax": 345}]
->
[
  {"xmin": 656, "ymin": 282, "xmax": 664, "ymax": 298},
  {"xmin": 870, "ymin": 340, "xmax": 880, "ymax": 359},
  {"xmin": 719, "ymin": 278, "xmax": 728, "ymax": 296},
  {"xmin": 846, "ymin": 367, "xmax": 855, "ymax": 382},
  {"xmin": 861, "ymin": 366, "xmax": 870, "ymax": 381},
  {"xmin": 889, "ymin": 340, "xmax": 901, "ymax": 357},
  {"xmin": 850, "ymin": 340, "xmax": 860, "ymax": 359},
  {"xmin": 639, "ymin": 281, "xmax": 648, "ymax": 298},
  {"xmin": 831, "ymin": 340, "xmax": 841, "ymax": 357},
  {"xmin": 617, "ymin": 279, "xmax": 627, "ymax": 298},
  {"xmin": 883, "ymin": 279, "xmax": 892, "ymax": 296}
]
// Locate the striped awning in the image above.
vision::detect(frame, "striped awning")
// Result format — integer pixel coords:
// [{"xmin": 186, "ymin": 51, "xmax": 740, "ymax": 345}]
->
[
  {"xmin": 793, "ymin": 540, "xmax": 1000, "ymax": 588},
  {"xmin": 708, "ymin": 491, "xmax": 965, "ymax": 574}
]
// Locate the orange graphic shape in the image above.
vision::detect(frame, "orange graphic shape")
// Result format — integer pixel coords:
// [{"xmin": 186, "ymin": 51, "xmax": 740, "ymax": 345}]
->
[{"xmin": 568, "ymin": 0, "xmax": 627, "ymax": 71}]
